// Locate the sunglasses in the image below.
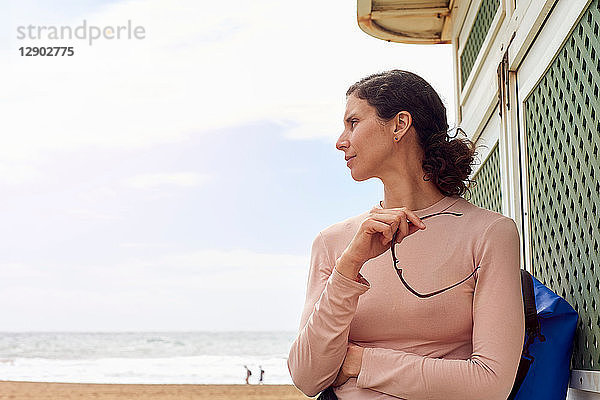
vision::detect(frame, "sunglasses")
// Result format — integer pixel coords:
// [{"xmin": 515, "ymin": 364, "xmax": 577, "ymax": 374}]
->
[{"xmin": 390, "ymin": 211, "xmax": 480, "ymax": 298}]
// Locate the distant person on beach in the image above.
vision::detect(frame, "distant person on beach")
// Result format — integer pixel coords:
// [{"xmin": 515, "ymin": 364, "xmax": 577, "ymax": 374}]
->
[
  {"xmin": 258, "ymin": 365, "xmax": 264, "ymax": 384},
  {"xmin": 244, "ymin": 365, "xmax": 252, "ymax": 384}
]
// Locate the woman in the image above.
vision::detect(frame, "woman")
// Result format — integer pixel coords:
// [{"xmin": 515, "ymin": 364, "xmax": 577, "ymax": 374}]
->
[{"xmin": 287, "ymin": 70, "xmax": 525, "ymax": 400}]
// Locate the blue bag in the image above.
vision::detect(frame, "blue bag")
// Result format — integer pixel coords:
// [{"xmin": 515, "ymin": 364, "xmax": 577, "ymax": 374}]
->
[{"xmin": 508, "ymin": 269, "xmax": 579, "ymax": 400}]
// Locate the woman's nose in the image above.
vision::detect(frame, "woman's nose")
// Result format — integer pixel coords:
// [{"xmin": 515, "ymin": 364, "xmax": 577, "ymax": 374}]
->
[{"xmin": 336, "ymin": 131, "xmax": 349, "ymax": 151}]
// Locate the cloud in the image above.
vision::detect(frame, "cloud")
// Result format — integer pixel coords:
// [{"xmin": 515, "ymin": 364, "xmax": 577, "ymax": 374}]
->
[
  {"xmin": 77, "ymin": 186, "xmax": 118, "ymax": 203},
  {"xmin": 0, "ymin": 248, "xmax": 310, "ymax": 330},
  {"xmin": 4, "ymin": 248, "xmax": 309, "ymax": 289},
  {"xmin": 2, "ymin": 0, "xmax": 453, "ymax": 166},
  {"xmin": 124, "ymin": 172, "xmax": 210, "ymax": 190},
  {"xmin": 118, "ymin": 242, "xmax": 173, "ymax": 249},
  {"xmin": 0, "ymin": 0, "xmax": 455, "ymax": 331},
  {"xmin": 0, "ymin": 262, "xmax": 49, "ymax": 279},
  {"xmin": 156, "ymin": 249, "xmax": 308, "ymax": 271},
  {"xmin": 66, "ymin": 208, "xmax": 121, "ymax": 221},
  {"xmin": 0, "ymin": 162, "xmax": 41, "ymax": 184}
]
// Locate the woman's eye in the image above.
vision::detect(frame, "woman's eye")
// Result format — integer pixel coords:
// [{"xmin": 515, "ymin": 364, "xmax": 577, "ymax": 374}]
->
[{"xmin": 351, "ymin": 120, "xmax": 358, "ymax": 128}]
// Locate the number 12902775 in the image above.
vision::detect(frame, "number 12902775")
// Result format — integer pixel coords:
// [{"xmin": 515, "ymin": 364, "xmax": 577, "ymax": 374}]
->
[{"xmin": 19, "ymin": 47, "xmax": 74, "ymax": 56}]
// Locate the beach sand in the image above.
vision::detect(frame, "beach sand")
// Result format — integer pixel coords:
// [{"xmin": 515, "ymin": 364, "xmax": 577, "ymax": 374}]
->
[{"xmin": 0, "ymin": 381, "xmax": 314, "ymax": 399}]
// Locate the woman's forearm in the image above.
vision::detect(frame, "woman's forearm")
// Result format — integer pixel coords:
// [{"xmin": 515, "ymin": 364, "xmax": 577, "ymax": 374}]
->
[
  {"xmin": 287, "ymin": 235, "xmax": 370, "ymax": 397},
  {"xmin": 287, "ymin": 267, "xmax": 369, "ymax": 396}
]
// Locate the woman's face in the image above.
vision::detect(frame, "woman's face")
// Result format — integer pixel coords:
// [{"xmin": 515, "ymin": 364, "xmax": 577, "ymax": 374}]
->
[{"xmin": 336, "ymin": 94, "xmax": 395, "ymax": 181}]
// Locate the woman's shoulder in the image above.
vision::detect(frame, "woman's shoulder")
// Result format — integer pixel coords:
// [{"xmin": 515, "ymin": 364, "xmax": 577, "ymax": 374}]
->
[
  {"xmin": 316, "ymin": 209, "xmax": 369, "ymax": 249},
  {"xmin": 454, "ymin": 197, "xmax": 519, "ymax": 242},
  {"xmin": 454, "ymin": 196, "xmax": 515, "ymax": 226}
]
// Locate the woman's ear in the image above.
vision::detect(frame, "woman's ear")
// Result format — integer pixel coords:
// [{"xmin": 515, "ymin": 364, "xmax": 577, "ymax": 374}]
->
[{"xmin": 393, "ymin": 111, "xmax": 412, "ymax": 138}]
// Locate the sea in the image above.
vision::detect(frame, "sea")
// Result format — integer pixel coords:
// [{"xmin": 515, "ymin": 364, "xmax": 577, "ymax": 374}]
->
[{"xmin": 0, "ymin": 331, "xmax": 298, "ymax": 385}]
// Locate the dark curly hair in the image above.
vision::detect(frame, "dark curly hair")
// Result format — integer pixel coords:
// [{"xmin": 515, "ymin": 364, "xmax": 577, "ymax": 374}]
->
[{"xmin": 346, "ymin": 70, "xmax": 478, "ymax": 198}]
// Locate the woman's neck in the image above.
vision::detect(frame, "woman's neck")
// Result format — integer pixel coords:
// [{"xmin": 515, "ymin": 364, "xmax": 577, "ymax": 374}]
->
[{"xmin": 381, "ymin": 184, "xmax": 445, "ymax": 210}]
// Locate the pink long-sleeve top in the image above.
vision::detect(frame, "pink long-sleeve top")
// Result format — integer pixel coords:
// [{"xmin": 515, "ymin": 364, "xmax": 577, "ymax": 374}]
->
[{"xmin": 287, "ymin": 195, "xmax": 525, "ymax": 400}]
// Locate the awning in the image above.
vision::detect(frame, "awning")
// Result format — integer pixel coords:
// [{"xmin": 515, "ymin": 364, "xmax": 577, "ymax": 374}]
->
[{"xmin": 357, "ymin": 0, "xmax": 455, "ymax": 44}]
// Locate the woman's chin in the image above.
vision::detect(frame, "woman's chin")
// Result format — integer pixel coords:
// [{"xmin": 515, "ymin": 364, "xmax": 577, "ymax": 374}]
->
[{"xmin": 350, "ymin": 169, "xmax": 370, "ymax": 182}]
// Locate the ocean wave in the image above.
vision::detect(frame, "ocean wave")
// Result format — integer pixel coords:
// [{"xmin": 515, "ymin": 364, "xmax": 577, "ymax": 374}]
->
[{"xmin": 0, "ymin": 355, "xmax": 292, "ymax": 384}]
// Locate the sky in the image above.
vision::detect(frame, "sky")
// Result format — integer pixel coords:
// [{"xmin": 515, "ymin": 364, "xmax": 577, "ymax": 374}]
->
[{"xmin": 0, "ymin": 0, "xmax": 455, "ymax": 332}]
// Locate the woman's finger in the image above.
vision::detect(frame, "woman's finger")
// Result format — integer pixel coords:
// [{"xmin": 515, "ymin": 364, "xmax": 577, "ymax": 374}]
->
[
  {"xmin": 369, "ymin": 211, "xmax": 425, "ymax": 240},
  {"xmin": 332, "ymin": 372, "xmax": 349, "ymax": 387},
  {"xmin": 372, "ymin": 207, "xmax": 426, "ymax": 229},
  {"xmin": 369, "ymin": 218, "xmax": 413, "ymax": 246},
  {"xmin": 391, "ymin": 222, "xmax": 423, "ymax": 243},
  {"xmin": 397, "ymin": 212, "xmax": 409, "ymax": 240},
  {"xmin": 363, "ymin": 219, "xmax": 397, "ymax": 243},
  {"xmin": 366, "ymin": 214, "xmax": 403, "ymax": 242}
]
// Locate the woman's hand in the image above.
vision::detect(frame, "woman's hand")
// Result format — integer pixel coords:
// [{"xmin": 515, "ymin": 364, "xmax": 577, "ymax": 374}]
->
[
  {"xmin": 332, "ymin": 343, "xmax": 364, "ymax": 387},
  {"xmin": 338, "ymin": 207, "xmax": 426, "ymax": 276}
]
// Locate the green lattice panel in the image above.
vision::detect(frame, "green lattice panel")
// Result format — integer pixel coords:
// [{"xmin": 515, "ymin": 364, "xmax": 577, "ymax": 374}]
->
[
  {"xmin": 468, "ymin": 142, "xmax": 502, "ymax": 213},
  {"xmin": 524, "ymin": 0, "xmax": 600, "ymax": 371},
  {"xmin": 460, "ymin": 0, "xmax": 500, "ymax": 89}
]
